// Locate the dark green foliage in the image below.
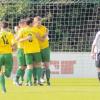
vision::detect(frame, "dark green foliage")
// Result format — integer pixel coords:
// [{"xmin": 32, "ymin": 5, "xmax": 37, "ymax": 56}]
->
[{"xmin": 0, "ymin": 0, "xmax": 99, "ymax": 52}]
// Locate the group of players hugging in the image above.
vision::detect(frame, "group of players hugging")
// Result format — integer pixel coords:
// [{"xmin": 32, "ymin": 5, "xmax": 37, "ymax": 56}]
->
[{"xmin": 0, "ymin": 16, "xmax": 50, "ymax": 93}]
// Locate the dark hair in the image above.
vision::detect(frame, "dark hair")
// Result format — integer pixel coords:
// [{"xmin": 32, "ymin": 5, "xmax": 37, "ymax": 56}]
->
[
  {"xmin": 25, "ymin": 17, "xmax": 33, "ymax": 25},
  {"xmin": 1, "ymin": 21, "xmax": 8, "ymax": 28}
]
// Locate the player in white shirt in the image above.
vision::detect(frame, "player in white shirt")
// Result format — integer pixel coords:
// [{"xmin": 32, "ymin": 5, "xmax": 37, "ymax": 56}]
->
[{"xmin": 91, "ymin": 31, "xmax": 100, "ymax": 81}]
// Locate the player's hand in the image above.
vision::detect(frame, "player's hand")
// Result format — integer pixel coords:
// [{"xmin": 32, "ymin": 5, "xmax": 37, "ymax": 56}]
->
[
  {"xmin": 35, "ymin": 33, "xmax": 40, "ymax": 38},
  {"xmin": 91, "ymin": 52, "xmax": 96, "ymax": 59},
  {"xmin": 14, "ymin": 26, "xmax": 19, "ymax": 33},
  {"xmin": 27, "ymin": 35, "xmax": 32, "ymax": 41},
  {"xmin": 12, "ymin": 44, "xmax": 17, "ymax": 52}
]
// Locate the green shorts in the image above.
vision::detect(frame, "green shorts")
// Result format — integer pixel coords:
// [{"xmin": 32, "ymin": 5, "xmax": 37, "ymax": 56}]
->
[
  {"xmin": 17, "ymin": 48, "xmax": 26, "ymax": 66},
  {"xmin": 41, "ymin": 47, "xmax": 50, "ymax": 62},
  {"xmin": 0, "ymin": 53, "xmax": 13, "ymax": 77},
  {"xmin": 25, "ymin": 52, "xmax": 42, "ymax": 65}
]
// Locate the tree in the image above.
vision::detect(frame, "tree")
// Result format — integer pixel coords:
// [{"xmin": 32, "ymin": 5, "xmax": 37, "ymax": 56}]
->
[{"xmin": 0, "ymin": 0, "xmax": 30, "ymax": 25}]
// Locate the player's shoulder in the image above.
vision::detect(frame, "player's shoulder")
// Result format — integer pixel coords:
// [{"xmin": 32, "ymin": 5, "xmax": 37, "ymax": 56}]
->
[
  {"xmin": 8, "ymin": 32, "xmax": 13, "ymax": 35},
  {"xmin": 19, "ymin": 27, "xmax": 30, "ymax": 33},
  {"xmin": 40, "ymin": 25, "xmax": 48, "ymax": 31},
  {"xmin": 41, "ymin": 25, "xmax": 47, "ymax": 29},
  {"xmin": 96, "ymin": 31, "xmax": 100, "ymax": 35},
  {"xmin": 25, "ymin": 26, "xmax": 32, "ymax": 30},
  {"xmin": 3, "ymin": 30, "xmax": 13, "ymax": 35},
  {"xmin": 7, "ymin": 31, "xmax": 14, "ymax": 37},
  {"xmin": 18, "ymin": 28, "xmax": 24, "ymax": 33},
  {"xmin": 32, "ymin": 26, "xmax": 38, "ymax": 32}
]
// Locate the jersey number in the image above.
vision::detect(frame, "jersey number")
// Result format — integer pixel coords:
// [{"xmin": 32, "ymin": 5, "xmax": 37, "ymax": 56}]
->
[{"xmin": 1, "ymin": 35, "xmax": 9, "ymax": 44}]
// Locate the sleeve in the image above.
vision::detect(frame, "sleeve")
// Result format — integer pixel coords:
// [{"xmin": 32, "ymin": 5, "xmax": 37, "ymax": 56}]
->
[
  {"xmin": 44, "ymin": 27, "xmax": 49, "ymax": 40},
  {"xmin": 17, "ymin": 29, "xmax": 23, "ymax": 38},
  {"xmin": 10, "ymin": 33, "xmax": 16, "ymax": 45},
  {"xmin": 46, "ymin": 27, "xmax": 49, "ymax": 33}
]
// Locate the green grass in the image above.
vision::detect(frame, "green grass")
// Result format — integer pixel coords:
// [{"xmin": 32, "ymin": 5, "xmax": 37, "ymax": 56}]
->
[{"xmin": 0, "ymin": 78, "xmax": 100, "ymax": 100}]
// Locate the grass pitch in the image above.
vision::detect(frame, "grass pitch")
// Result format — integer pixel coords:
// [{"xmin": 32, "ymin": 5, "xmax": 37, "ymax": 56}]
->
[{"xmin": 0, "ymin": 78, "xmax": 100, "ymax": 100}]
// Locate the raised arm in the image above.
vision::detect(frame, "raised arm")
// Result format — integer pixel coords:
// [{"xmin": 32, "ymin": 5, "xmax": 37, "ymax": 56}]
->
[{"xmin": 91, "ymin": 32, "xmax": 100, "ymax": 59}]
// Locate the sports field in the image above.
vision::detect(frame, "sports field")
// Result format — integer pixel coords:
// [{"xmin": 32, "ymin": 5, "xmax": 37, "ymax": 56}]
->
[{"xmin": 0, "ymin": 78, "xmax": 100, "ymax": 100}]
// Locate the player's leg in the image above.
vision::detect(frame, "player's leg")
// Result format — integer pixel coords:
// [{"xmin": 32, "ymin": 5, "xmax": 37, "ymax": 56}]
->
[
  {"xmin": 41, "ymin": 47, "xmax": 51, "ymax": 85},
  {"xmin": 25, "ymin": 54, "xmax": 33, "ymax": 86},
  {"xmin": 15, "ymin": 48, "xmax": 26, "ymax": 85},
  {"xmin": 4, "ymin": 54, "xmax": 13, "ymax": 92},
  {"xmin": 0, "ymin": 55, "xmax": 6, "ymax": 93},
  {"xmin": 44, "ymin": 63, "xmax": 50, "ymax": 85},
  {"xmin": 0, "ymin": 71, "xmax": 6, "ymax": 93},
  {"xmin": 33, "ymin": 52, "xmax": 43, "ymax": 85},
  {"xmin": 41, "ymin": 67, "xmax": 46, "ymax": 80},
  {"xmin": 0, "ymin": 67, "xmax": 6, "ymax": 93},
  {"xmin": 4, "ymin": 54, "xmax": 13, "ymax": 78},
  {"xmin": 15, "ymin": 66, "xmax": 26, "ymax": 85},
  {"xmin": 95, "ymin": 53, "xmax": 100, "ymax": 81},
  {"xmin": 33, "ymin": 63, "xmax": 37, "ymax": 85},
  {"xmin": 97, "ymin": 68, "xmax": 100, "ymax": 81}
]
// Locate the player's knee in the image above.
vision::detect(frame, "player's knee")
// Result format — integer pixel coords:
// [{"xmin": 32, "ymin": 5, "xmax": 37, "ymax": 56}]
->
[
  {"xmin": 21, "ymin": 66, "xmax": 26, "ymax": 70},
  {"xmin": 35, "ymin": 62, "xmax": 41, "ymax": 67},
  {"xmin": 44, "ymin": 62, "xmax": 49, "ymax": 68},
  {"xmin": 4, "ymin": 71, "xmax": 11, "ymax": 78},
  {"xmin": 27, "ymin": 64, "xmax": 33, "ymax": 69},
  {"xmin": 5, "ymin": 68, "xmax": 12, "ymax": 77}
]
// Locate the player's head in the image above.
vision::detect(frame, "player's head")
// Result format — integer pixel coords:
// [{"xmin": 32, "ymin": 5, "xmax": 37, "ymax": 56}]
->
[
  {"xmin": 0, "ymin": 21, "xmax": 1, "ymax": 31},
  {"xmin": 18, "ymin": 19, "xmax": 26, "ymax": 28},
  {"xmin": 1, "ymin": 21, "xmax": 8, "ymax": 29},
  {"xmin": 33, "ymin": 16, "xmax": 42, "ymax": 26},
  {"xmin": 25, "ymin": 17, "xmax": 33, "ymax": 26}
]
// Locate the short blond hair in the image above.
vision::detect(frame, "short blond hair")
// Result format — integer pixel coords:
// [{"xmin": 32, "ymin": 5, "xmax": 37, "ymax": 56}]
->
[{"xmin": 34, "ymin": 16, "xmax": 42, "ymax": 22}]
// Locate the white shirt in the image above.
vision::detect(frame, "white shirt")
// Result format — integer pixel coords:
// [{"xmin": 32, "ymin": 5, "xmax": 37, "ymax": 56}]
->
[{"xmin": 92, "ymin": 31, "xmax": 100, "ymax": 53}]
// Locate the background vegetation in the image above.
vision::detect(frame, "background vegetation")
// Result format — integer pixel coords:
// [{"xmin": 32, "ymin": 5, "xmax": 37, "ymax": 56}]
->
[{"xmin": 0, "ymin": 0, "xmax": 100, "ymax": 52}]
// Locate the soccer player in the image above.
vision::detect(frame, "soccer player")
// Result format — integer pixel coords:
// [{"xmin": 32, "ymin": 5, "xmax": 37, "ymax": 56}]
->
[
  {"xmin": 0, "ymin": 21, "xmax": 15, "ymax": 93},
  {"xmin": 91, "ymin": 31, "xmax": 100, "ymax": 82},
  {"xmin": 17, "ymin": 18, "xmax": 42, "ymax": 86},
  {"xmin": 14, "ymin": 20, "xmax": 26, "ymax": 86},
  {"xmin": 33, "ymin": 16, "xmax": 51, "ymax": 85}
]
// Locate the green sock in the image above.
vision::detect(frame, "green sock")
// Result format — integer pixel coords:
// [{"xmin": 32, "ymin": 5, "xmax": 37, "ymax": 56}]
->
[
  {"xmin": 4, "ymin": 68, "xmax": 12, "ymax": 78},
  {"xmin": 41, "ymin": 68, "xmax": 46, "ymax": 79},
  {"xmin": 46, "ymin": 68, "xmax": 50, "ymax": 82},
  {"xmin": 0, "ymin": 74, "xmax": 6, "ymax": 92},
  {"xmin": 21, "ymin": 70, "xmax": 25, "ymax": 82},
  {"xmin": 33, "ymin": 68, "xmax": 37, "ymax": 82},
  {"xmin": 15, "ymin": 68, "xmax": 23, "ymax": 82},
  {"xmin": 26, "ymin": 69, "xmax": 33, "ymax": 84},
  {"xmin": 37, "ymin": 67, "xmax": 42, "ymax": 83}
]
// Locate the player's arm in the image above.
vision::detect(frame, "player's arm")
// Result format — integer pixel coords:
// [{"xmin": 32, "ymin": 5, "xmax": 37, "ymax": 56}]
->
[
  {"xmin": 41, "ymin": 12, "xmax": 52, "ymax": 23},
  {"xmin": 14, "ymin": 26, "xmax": 20, "ymax": 33},
  {"xmin": 10, "ymin": 33, "xmax": 17, "ymax": 52},
  {"xmin": 36, "ymin": 33, "xmax": 48, "ymax": 41},
  {"xmin": 42, "ymin": 29, "xmax": 49, "ymax": 40},
  {"xmin": 36, "ymin": 29, "xmax": 49, "ymax": 41},
  {"xmin": 91, "ymin": 32, "xmax": 100, "ymax": 59},
  {"xmin": 15, "ymin": 29, "xmax": 32, "ymax": 42},
  {"xmin": 18, "ymin": 35, "xmax": 32, "ymax": 42},
  {"xmin": 91, "ymin": 44, "xmax": 96, "ymax": 59}
]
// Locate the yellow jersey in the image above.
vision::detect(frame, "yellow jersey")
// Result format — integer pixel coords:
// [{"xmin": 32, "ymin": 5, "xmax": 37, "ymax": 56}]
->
[
  {"xmin": 32, "ymin": 25, "xmax": 49, "ymax": 49},
  {"xmin": 0, "ymin": 30, "xmax": 15, "ymax": 54},
  {"xmin": 18, "ymin": 26, "xmax": 40, "ymax": 54},
  {"xmin": 17, "ymin": 28, "xmax": 24, "ymax": 49}
]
